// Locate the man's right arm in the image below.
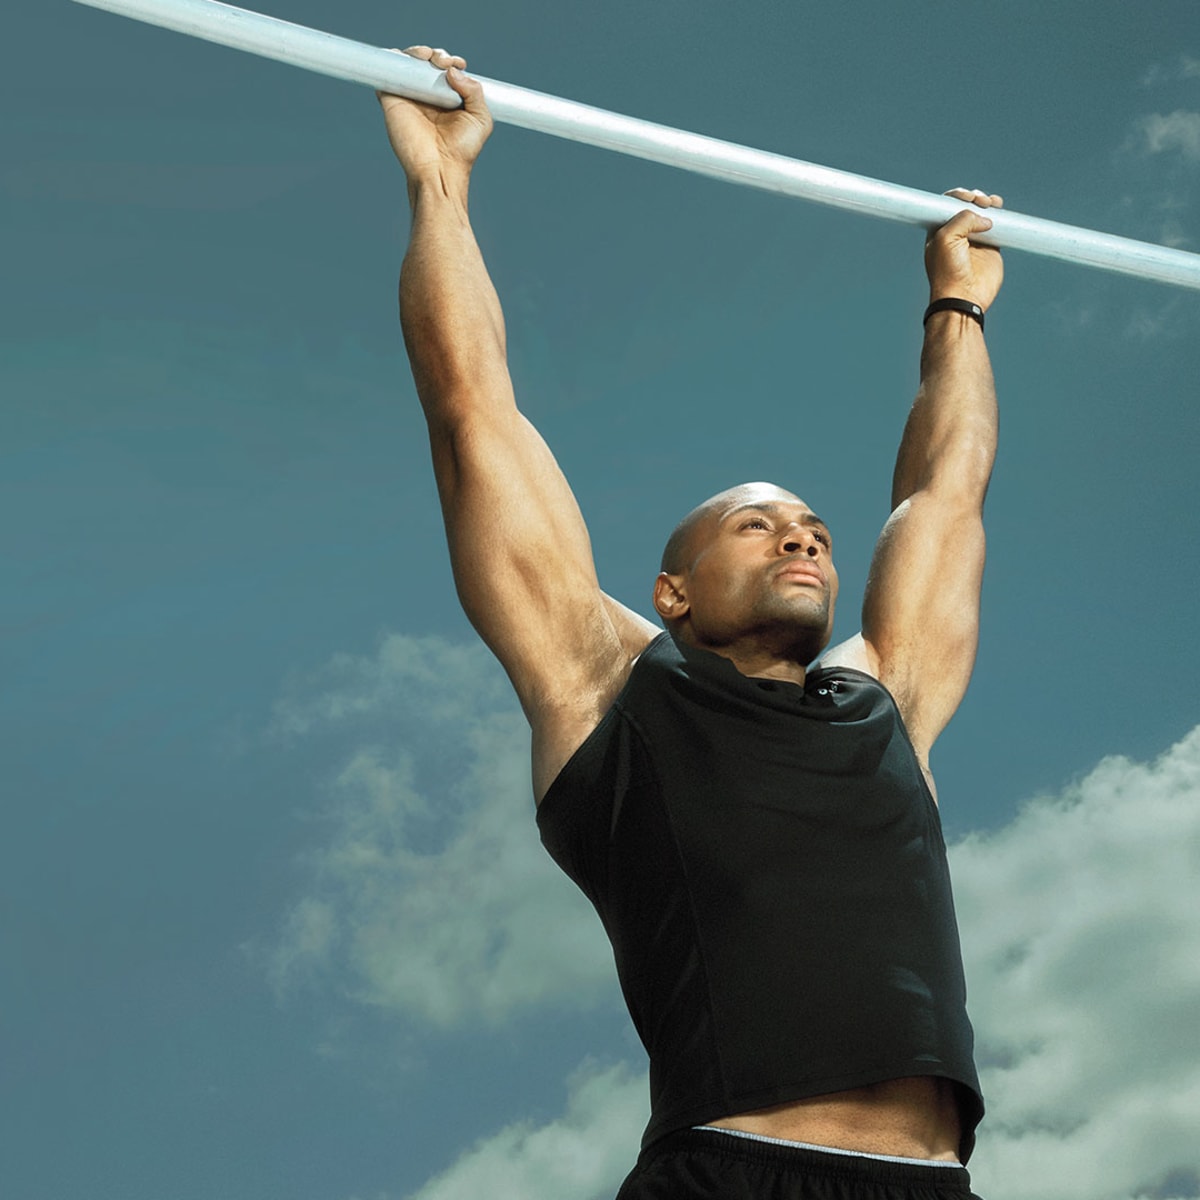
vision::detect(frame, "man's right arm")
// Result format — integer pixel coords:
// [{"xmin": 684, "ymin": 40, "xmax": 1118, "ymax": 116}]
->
[{"xmin": 380, "ymin": 49, "xmax": 657, "ymax": 799}]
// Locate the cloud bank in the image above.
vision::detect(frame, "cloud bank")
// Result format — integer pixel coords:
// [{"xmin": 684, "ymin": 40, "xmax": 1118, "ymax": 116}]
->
[
  {"xmin": 268, "ymin": 634, "xmax": 619, "ymax": 1026},
  {"xmin": 1141, "ymin": 56, "xmax": 1200, "ymax": 89},
  {"xmin": 955, "ymin": 727, "xmax": 1200, "ymax": 1199},
  {"xmin": 397, "ymin": 713, "xmax": 1200, "ymax": 1200},
  {"xmin": 272, "ymin": 636, "xmax": 1200, "ymax": 1199},
  {"xmin": 404, "ymin": 1061, "xmax": 648, "ymax": 1200},
  {"xmin": 1137, "ymin": 111, "xmax": 1200, "ymax": 163}
]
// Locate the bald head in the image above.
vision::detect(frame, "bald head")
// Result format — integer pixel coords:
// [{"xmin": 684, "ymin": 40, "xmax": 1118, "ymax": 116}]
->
[{"xmin": 660, "ymin": 482, "xmax": 809, "ymax": 575}]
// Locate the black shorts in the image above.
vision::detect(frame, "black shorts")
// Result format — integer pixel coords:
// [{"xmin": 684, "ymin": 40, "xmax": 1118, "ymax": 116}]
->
[{"xmin": 615, "ymin": 1129, "xmax": 984, "ymax": 1200}]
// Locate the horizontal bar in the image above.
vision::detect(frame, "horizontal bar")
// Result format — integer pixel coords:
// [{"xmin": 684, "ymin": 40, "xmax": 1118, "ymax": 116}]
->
[{"xmin": 72, "ymin": 0, "xmax": 1200, "ymax": 291}]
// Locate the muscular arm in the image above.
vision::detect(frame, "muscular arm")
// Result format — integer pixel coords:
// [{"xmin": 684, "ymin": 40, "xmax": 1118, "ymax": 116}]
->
[
  {"xmin": 382, "ymin": 50, "xmax": 656, "ymax": 799},
  {"xmin": 828, "ymin": 192, "xmax": 1002, "ymax": 774}
]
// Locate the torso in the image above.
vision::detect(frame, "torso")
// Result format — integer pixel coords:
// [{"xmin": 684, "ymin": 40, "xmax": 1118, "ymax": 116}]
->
[
  {"xmin": 708, "ymin": 1076, "xmax": 963, "ymax": 1162},
  {"xmin": 536, "ymin": 628, "xmax": 983, "ymax": 1161}
]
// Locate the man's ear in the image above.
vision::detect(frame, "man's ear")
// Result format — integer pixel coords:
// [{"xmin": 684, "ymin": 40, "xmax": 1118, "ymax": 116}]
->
[{"xmin": 653, "ymin": 572, "xmax": 689, "ymax": 622}]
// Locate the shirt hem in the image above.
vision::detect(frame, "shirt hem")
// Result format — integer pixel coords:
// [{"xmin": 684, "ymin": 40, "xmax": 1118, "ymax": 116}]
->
[{"xmin": 641, "ymin": 1065, "xmax": 983, "ymax": 1164}]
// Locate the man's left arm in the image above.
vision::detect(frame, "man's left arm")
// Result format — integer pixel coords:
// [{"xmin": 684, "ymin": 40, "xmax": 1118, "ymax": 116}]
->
[{"xmin": 835, "ymin": 190, "xmax": 1004, "ymax": 774}]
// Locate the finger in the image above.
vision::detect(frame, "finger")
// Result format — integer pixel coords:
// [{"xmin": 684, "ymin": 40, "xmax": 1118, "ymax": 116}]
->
[
  {"xmin": 429, "ymin": 48, "xmax": 468, "ymax": 71},
  {"xmin": 378, "ymin": 46, "xmax": 467, "ymax": 103},
  {"xmin": 396, "ymin": 46, "xmax": 469, "ymax": 76},
  {"xmin": 944, "ymin": 187, "xmax": 1004, "ymax": 209}
]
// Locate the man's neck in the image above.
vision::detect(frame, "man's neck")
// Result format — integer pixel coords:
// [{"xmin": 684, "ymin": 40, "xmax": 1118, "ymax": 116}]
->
[
  {"xmin": 677, "ymin": 631, "xmax": 811, "ymax": 688},
  {"xmin": 727, "ymin": 651, "xmax": 808, "ymax": 688}
]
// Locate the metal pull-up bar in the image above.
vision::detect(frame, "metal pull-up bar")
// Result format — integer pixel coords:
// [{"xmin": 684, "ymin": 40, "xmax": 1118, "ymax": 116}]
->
[{"xmin": 71, "ymin": 0, "xmax": 1200, "ymax": 292}]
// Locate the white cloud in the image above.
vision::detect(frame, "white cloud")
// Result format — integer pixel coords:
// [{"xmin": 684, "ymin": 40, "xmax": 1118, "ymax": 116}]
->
[
  {"xmin": 271, "ymin": 636, "xmax": 1200, "ymax": 1198},
  {"xmin": 271, "ymin": 633, "xmax": 514, "ymax": 737},
  {"xmin": 1096, "ymin": 106, "xmax": 1199, "ymax": 326},
  {"xmin": 1122, "ymin": 296, "xmax": 1192, "ymax": 341},
  {"xmin": 267, "ymin": 634, "xmax": 619, "ymax": 1026},
  {"xmin": 1137, "ymin": 111, "xmax": 1200, "ymax": 163},
  {"xmin": 956, "ymin": 726, "xmax": 1200, "ymax": 1199},
  {"xmin": 404, "ymin": 1061, "xmax": 648, "ymax": 1200},
  {"xmin": 385, "ymin": 724, "xmax": 1200, "ymax": 1200},
  {"xmin": 1141, "ymin": 57, "xmax": 1200, "ymax": 88}
]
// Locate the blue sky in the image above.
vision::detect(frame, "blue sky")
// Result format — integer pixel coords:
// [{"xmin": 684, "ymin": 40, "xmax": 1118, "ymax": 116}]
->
[{"xmin": 3, "ymin": 2, "xmax": 1199, "ymax": 1198}]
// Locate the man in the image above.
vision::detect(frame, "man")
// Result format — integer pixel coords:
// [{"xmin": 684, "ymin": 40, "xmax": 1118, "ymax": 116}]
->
[{"xmin": 379, "ymin": 45, "xmax": 1002, "ymax": 1200}]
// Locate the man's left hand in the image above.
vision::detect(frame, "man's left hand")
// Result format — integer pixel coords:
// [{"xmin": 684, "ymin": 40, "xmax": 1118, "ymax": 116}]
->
[{"xmin": 925, "ymin": 188, "xmax": 1005, "ymax": 312}]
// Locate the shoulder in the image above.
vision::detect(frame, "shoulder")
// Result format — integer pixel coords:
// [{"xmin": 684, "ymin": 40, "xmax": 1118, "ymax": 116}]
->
[
  {"xmin": 818, "ymin": 631, "xmax": 920, "ymax": 737},
  {"xmin": 818, "ymin": 631, "xmax": 878, "ymax": 677},
  {"xmin": 529, "ymin": 596, "xmax": 660, "ymax": 804},
  {"xmin": 817, "ymin": 632, "xmax": 939, "ymax": 800}
]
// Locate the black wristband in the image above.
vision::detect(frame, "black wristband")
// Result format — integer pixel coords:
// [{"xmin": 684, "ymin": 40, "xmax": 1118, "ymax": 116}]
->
[{"xmin": 923, "ymin": 297, "xmax": 985, "ymax": 330}]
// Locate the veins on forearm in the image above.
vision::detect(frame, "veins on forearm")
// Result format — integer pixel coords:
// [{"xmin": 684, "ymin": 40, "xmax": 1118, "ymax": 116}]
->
[
  {"xmin": 892, "ymin": 316, "xmax": 998, "ymax": 507},
  {"xmin": 399, "ymin": 191, "xmax": 510, "ymax": 412}
]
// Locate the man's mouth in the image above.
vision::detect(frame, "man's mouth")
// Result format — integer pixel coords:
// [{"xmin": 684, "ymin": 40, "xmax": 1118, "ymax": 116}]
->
[{"xmin": 776, "ymin": 562, "xmax": 826, "ymax": 587}]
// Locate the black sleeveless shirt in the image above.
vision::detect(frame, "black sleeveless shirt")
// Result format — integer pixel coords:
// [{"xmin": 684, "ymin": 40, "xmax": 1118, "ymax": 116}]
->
[{"xmin": 537, "ymin": 632, "xmax": 983, "ymax": 1161}]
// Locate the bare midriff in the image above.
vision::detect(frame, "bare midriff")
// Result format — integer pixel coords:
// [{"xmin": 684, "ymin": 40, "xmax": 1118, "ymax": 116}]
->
[{"xmin": 708, "ymin": 1076, "xmax": 963, "ymax": 1162}]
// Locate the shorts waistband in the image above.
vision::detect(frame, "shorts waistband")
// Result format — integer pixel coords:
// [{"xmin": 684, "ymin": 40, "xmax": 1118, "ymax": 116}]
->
[
  {"xmin": 696, "ymin": 1125, "xmax": 962, "ymax": 1167},
  {"xmin": 640, "ymin": 1128, "xmax": 976, "ymax": 1193}
]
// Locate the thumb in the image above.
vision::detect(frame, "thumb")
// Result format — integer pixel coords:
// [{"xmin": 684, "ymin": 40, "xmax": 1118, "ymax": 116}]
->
[
  {"xmin": 447, "ymin": 66, "xmax": 488, "ymax": 115},
  {"xmin": 945, "ymin": 208, "xmax": 995, "ymax": 239}
]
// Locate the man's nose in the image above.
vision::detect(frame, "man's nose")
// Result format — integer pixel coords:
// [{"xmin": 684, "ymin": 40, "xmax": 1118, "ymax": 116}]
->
[{"xmin": 780, "ymin": 525, "xmax": 818, "ymax": 555}]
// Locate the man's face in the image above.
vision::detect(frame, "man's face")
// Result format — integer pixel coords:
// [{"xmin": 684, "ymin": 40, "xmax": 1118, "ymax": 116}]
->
[{"xmin": 655, "ymin": 483, "xmax": 838, "ymax": 661}]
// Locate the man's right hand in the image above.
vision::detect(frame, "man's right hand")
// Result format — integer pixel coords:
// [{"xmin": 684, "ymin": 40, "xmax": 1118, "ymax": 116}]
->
[{"xmin": 377, "ymin": 46, "xmax": 493, "ymax": 186}]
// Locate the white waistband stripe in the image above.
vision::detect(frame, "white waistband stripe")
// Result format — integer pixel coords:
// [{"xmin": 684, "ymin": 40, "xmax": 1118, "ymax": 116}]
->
[{"xmin": 694, "ymin": 1125, "xmax": 962, "ymax": 1168}]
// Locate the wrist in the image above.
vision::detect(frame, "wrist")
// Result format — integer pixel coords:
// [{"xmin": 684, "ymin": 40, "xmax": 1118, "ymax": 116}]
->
[
  {"xmin": 924, "ymin": 297, "xmax": 986, "ymax": 331},
  {"xmin": 405, "ymin": 161, "xmax": 472, "ymax": 209}
]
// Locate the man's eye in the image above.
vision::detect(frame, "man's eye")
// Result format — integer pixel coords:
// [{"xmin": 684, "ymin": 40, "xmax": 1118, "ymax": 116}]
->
[
  {"xmin": 743, "ymin": 518, "xmax": 769, "ymax": 530},
  {"xmin": 814, "ymin": 531, "xmax": 829, "ymax": 546}
]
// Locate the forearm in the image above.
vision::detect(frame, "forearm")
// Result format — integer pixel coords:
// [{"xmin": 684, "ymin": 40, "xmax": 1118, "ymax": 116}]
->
[
  {"xmin": 399, "ymin": 169, "xmax": 513, "ymax": 425},
  {"xmin": 891, "ymin": 312, "xmax": 998, "ymax": 509}
]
